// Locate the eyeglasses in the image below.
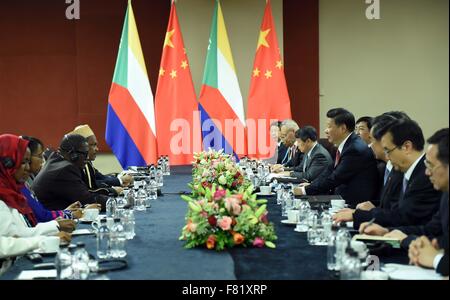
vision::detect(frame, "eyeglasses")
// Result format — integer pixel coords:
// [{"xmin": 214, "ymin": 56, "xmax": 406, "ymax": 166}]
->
[
  {"xmin": 424, "ymin": 160, "xmax": 443, "ymax": 172},
  {"xmin": 384, "ymin": 146, "xmax": 399, "ymax": 155}
]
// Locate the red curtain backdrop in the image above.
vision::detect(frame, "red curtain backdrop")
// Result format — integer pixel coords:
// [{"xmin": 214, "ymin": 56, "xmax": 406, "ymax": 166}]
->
[
  {"xmin": 283, "ymin": 0, "xmax": 320, "ymax": 131},
  {"xmin": 0, "ymin": 0, "xmax": 169, "ymax": 151},
  {"xmin": 0, "ymin": 0, "xmax": 318, "ymax": 152}
]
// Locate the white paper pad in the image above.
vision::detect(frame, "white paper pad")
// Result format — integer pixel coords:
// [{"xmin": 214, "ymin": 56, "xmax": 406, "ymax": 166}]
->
[
  {"xmin": 382, "ymin": 263, "xmax": 444, "ymax": 280},
  {"xmin": 17, "ymin": 270, "xmax": 57, "ymax": 280}
]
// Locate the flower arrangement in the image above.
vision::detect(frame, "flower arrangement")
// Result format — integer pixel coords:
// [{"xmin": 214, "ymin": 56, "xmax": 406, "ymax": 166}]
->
[
  {"xmin": 189, "ymin": 149, "xmax": 249, "ymax": 197},
  {"xmin": 180, "ymin": 182, "xmax": 277, "ymax": 251}
]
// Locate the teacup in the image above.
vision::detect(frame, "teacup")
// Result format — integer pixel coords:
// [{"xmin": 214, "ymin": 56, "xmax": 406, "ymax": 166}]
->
[
  {"xmin": 287, "ymin": 209, "xmax": 299, "ymax": 223},
  {"xmin": 83, "ymin": 208, "xmax": 100, "ymax": 221},
  {"xmin": 39, "ymin": 236, "xmax": 60, "ymax": 253},
  {"xmin": 330, "ymin": 199, "xmax": 345, "ymax": 209},
  {"xmin": 350, "ymin": 240, "xmax": 367, "ymax": 253},
  {"xmin": 259, "ymin": 186, "xmax": 271, "ymax": 195}
]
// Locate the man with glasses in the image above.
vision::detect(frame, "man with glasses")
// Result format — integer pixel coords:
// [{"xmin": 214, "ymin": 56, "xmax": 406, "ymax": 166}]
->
[
  {"xmin": 358, "ymin": 119, "xmax": 441, "ymax": 233},
  {"xmin": 32, "ymin": 134, "xmax": 108, "ymax": 211},
  {"xmin": 361, "ymin": 128, "xmax": 449, "ymax": 276},
  {"xmin": 333, "ymin": 113, "xmax": 406, "ymax": 227}
]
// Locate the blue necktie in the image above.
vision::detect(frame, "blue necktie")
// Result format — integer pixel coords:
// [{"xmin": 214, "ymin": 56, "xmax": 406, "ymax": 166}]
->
[
  {"xmin": 383, "ymin": 167, "xmax": 390, "ymax": 186},
  {"xmin": 402, "ymin": 177, "xmax": 409, "ymax": 194},
  {"xmin": 303, "ymin": 155, "xmax": 308, "ymax": 172}
]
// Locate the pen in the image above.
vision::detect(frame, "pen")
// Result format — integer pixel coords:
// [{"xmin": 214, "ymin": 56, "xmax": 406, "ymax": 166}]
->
[{"xmin": 361, "ymin": 218, "xmax": 376, "ymax": 233}]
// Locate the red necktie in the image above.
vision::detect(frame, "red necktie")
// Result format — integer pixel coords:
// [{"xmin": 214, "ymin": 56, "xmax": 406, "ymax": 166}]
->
[{"xmin": 334, "ymin": 150, "xmax": 341, "ymax": 167}]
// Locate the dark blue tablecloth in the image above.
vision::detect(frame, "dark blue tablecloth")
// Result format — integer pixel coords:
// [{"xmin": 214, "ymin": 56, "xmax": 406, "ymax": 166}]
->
[{"xmin": 1, "ymin": 166, "xmax": 407, "ymax": 280}]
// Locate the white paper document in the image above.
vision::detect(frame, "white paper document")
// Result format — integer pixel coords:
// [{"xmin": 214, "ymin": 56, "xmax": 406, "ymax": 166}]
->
[
  {"xmin": 17, "ymin": 269, "xmax": 57, "ymax": 280},
  {"xmin": 382, "ymin": 263, "xmax": 444, "ymax": 280}
]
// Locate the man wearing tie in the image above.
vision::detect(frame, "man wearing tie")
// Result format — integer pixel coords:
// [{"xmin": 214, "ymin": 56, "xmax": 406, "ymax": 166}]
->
[
  {"xmin": 356, "ymin": 119, "xmax": 442, "ymax": 231},
  {"xmin": 286, "ymin": 126, "xmax": 333, "ymax": 183},
  {"xmin": 333, "ymin": 113, "xmax": 406, "ymax": 226},
  {"xmin": 294, "ymin": 108, "xmax": 379, "ymax": 208},
  {"xmin": 361, "ymin": 128, "xmax": 449, "ymax": 276},
  {"xmin": 273, "ymin": 120, "xmax": 300, "ymax": 167}
]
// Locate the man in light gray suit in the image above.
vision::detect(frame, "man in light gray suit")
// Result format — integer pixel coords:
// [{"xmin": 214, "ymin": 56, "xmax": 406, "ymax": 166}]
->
[{"xmin": 289, "ymin": 126, "xmax": 333, "ymax": 183}]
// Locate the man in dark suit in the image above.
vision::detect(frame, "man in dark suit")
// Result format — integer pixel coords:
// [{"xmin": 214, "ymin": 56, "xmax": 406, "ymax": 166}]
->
[
  {"xmin": 359, "ymin": 120, "xmax": 442, "ymax": 233},
  {"xmin": 274, "ymin": 120, "xmax": 300, "ymax": 166},
  {"xmin": 69, "ymin": 125, "xmax": 133, "ymax": 191},
  {"xmin": 333, "ymin": 113, "xmax": 406, "ymax": 227},
  {"xmin": 294, "ymin": 108, "xmax": 379, "ymax": 208},
  {"xmin": 32, "ymin": 134, "xmax": 108, "ymax": 211},
  {"xmin": 368, "ymin": 128, "xmax": 448, "ymax": 276},
  {"xmin": 285, "ymin": 126, "xmax": 333, "ymax": 183}
]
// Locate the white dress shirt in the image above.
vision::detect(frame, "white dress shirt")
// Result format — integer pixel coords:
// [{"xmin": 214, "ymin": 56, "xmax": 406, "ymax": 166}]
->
[
  {"xmin": 300, "ymin": 134, "xmax": 352, "ymax": 195},
  {"xmin": 0, "ymin": 200, "xmax": 59, "ymax": 238}
]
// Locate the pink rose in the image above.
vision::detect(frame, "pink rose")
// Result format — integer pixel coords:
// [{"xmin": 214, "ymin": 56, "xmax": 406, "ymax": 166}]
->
[
  {"xmin": 253, "ymin": 237, "xmax": 265, "ymax": 248},
  {"xmin": 224, "ymin": 197, "xmax": 241, "ymax": 216},
  {"xmin": 231, "ymin": 202, "xmax": 241, "ymax": 216},
  {"xmin": 213, "ymin": 189, "xmax": 226, "ymax": 201},
  {"xmin": 218, "ymin": 216, "xmax": 232, "ymax": 231},
  {"xmin": 200, "ymin": 211, "xmax": 208, "ymax": 218}
]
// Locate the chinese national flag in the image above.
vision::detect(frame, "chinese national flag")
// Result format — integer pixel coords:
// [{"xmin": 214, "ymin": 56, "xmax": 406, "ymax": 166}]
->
[
  {"xmin": 247, "ymin": 0, "xmax": 292, "ymax": 159},
  {"xmin": 155, "ymin": 1, "xmax": 202, "ymax": 165}
]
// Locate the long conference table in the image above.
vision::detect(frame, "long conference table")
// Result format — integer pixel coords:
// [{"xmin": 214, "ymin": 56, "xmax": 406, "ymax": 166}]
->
[{"xmin": 1, "ymin": 166, "xmax": 408, "ymax": 280}]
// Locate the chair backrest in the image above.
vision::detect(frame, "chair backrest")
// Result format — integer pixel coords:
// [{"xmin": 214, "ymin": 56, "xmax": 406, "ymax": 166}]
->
[{"xmin": 318, "ymin": 138, "xmax": 337, "ymax": 159}]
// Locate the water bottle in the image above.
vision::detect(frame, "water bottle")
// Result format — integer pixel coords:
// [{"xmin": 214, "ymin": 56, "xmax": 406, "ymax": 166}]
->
[
  {"xmin": 96, "ymin": 218, "xmax": 111, "ymax": 259},
  {"xmin": 72, "ymin": 242, "xmax": 90, "ymax": 280},
  {"xmin": 335, "ymin": 226, "xmax": 351, "ymax": 271},
  {"xmin": 110, "ymin": 218, "xmax": 127, "ymax": 258},
  {"xmin": 55, "ymin": 244, "xmax": 73, "ymax": 280},
  {"xmin": 164, "ymin": 156, "xmax": 170, "ymax": 175},
  {"xmin": 321, "ymin": 210, "xmax": 333, "ymax": 243},
  {"xmin": 106, "ymin": 197, "xmax": 117, "ymax": 218},
  {"xmin": 125, "ymin": 189, "xmax": 135, "ymax": 209},
  {"xmin": 327, "ymin": 231, "xmax": 337, "ymax": 271},
  {"xmin": 156, "ymin": 167, "xmax": 163, "ymax": 187},
  {"xmin": 143, "ymin": 185, "xmax": 152, "ymax": 208},
  {"xmin": 340, "ymin": 249, "xmax": 362, "ymax": 280},
  {"xmin": 122, "ymin": 209, "xmax": 136, "ymax": 240},
  {"xmin": 134, "ymin": 186, "xmax": 147, "ymax": 211},
  {"xmin": 307, "ymin": 212, "xmax": 319, "ymax": 245}
]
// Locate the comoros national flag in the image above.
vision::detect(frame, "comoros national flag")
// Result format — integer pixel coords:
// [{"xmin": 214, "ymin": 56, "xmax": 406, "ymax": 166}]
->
[{"xmin": 105, "ymin": 1, "xmax": 157, "ymax": 169}]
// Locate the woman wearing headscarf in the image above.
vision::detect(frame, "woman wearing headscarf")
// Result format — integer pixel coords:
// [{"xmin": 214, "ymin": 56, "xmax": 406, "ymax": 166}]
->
[{"xmin": 0, "ymin": 134, "xmax": 71, "ymax": 241}]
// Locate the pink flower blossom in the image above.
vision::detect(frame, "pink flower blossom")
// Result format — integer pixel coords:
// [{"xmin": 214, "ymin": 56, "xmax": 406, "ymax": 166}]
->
[
  {"xmin": 200, "ymin": 211, "xmax": 208, "ymax": 218},
  {"xmin": 253, "ymin": 237, "xmax": 265, "ymax": 248},
  {"xmin": 213, "ymin": 189, "xmax": 226, "ymax": 201},
  {"xmin": 218, "ymin": 216, "xmax": 232, "ymax": 231},
  {"xmin": 260, "ymin": 212, "xmax": 269, "ymax": 224},
  {"xmin": 224, "ymin": 197, "xmax": 241, "ymax": 216},
  {"xmin": 231, "ymin": 202, "xmax": 241, "ymax": 216}
]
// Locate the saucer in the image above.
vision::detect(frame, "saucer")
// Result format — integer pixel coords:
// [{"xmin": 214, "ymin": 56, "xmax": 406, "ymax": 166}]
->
[
  {"xmin": 281, "ymin": 219, "xmax": 297, "ymax": 225},
  {"xmin": 255, "ymin": 192, "xmax": 275, "ymax": 196},
  {"xmin": 294, "ymin": 227, "xmax": 308, "ymax": 233}
]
